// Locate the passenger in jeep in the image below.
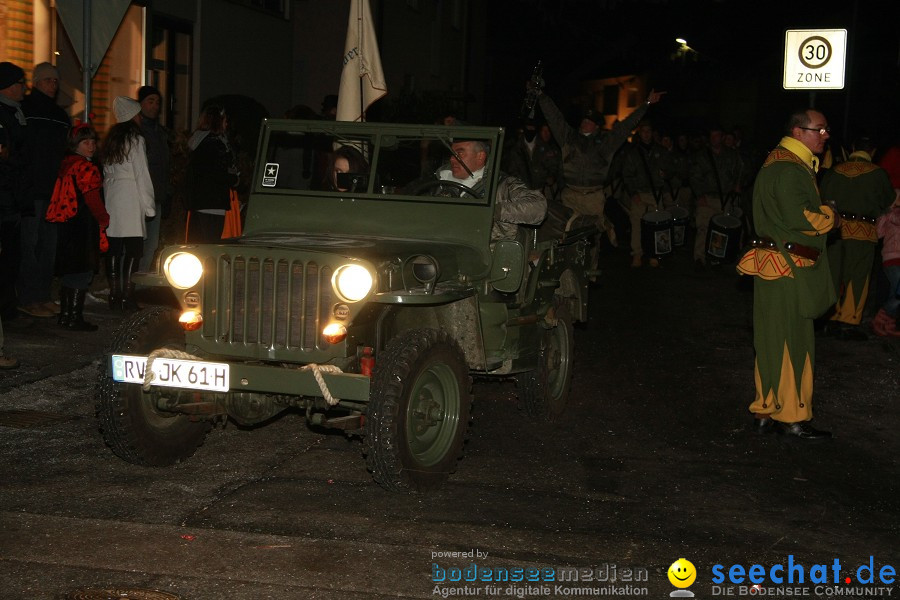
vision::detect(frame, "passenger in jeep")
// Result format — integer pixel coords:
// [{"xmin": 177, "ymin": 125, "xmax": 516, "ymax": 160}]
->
[
  {"xmin": 424, "ymin": 139, "xmax": 547, "ymax": 241},
  {"xmin": 325, "ymin": 145, "xmax": 369, "ymax": 192}
]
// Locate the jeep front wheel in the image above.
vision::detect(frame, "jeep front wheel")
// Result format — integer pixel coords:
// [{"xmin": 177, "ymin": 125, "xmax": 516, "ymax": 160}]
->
[
  {"xmin": 365, "ymin": 329, "xmax": 472, "ymax": 492},
  {"xmin": 96, "ymin": 306, "xmax": 211, "ymax": 466}
]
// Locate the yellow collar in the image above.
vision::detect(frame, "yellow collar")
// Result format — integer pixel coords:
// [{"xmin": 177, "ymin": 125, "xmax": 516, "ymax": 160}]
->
[
  {"xmin": 779, "ymin": 136, "xmax": 819, "ymax": 173},
  {"xmin": 849, "ymin": 150, "xmax": 872, "ymax": 162}
]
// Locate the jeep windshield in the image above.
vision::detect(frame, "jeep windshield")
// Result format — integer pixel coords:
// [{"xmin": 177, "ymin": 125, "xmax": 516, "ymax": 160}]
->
[
  {"xmin": 244, "ymin": 119, "xmax": 505, "ymax": 255},
  {"xmin": 255, "ymin": 120, "xmax": 502, "ymax": 199}
]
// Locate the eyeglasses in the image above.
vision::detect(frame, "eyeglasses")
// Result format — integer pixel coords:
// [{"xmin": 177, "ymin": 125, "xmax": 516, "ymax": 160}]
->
[{"xmin": 798, "ymin": 126, "xmax": 831, "ymax": 135}]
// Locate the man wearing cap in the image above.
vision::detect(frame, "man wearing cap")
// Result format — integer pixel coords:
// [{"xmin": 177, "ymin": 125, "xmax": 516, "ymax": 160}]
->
[
  {"xmin": 0, "ymin": 61, "xmax": 29, "ymax": 323},
  {"xmin": 534, "ymin": 84, "xmax": 664, "ymax": 262},
  {"xmin": 136, "ymin": 85, "xmax": 172, "ymax": 273},
  {"xmin": 20, "ymin": 62, "xmax": 70, "ymax": 318}
]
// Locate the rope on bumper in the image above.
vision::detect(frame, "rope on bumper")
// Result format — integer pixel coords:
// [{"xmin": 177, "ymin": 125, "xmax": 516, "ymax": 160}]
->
[
  {"xmin": 141, "ymin": 349, "xmax": 344, "ymax": 406},
  {"xmin": 300, "ymin": 364, "xmax": 344, "ymax": 406},
  {"xmin": 142, "ymin": 348, "xmax": 205, "ymax": 391}
]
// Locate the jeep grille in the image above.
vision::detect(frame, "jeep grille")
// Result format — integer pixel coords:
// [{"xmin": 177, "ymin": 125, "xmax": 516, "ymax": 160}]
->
[{"xmin": 204, "ymin": 255, "xmax": 333, "ymax": 351}]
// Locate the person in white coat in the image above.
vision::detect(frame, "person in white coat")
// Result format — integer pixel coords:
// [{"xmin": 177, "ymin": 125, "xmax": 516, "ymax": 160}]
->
[{"xmin": 102, "ymin": 96, "xmax": 155, "ymax": 310}]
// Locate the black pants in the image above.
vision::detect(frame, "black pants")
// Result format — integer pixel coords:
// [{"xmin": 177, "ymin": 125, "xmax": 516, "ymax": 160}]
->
[{"xmin": 0, "ymin": 219, "xmax": 21, "ymax": 320}]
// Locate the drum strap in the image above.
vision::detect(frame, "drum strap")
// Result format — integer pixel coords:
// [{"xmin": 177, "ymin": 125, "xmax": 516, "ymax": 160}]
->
[
  {"xmin": 637, "ymin": 146, "xmax": 662, "ymax": 208},
  {"xmin": 708, "ymin": 148, "xmax": 726, "ymax": 211}
]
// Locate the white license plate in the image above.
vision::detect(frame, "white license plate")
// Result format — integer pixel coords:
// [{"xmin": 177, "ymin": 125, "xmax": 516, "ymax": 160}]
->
[{"xmin": 111, "ymin": 355, "xmax": 230, "ymax": 392}]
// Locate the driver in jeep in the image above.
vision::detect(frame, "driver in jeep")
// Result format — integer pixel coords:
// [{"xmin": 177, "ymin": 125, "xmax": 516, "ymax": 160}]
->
[{"xmin": 416, "ymin": 139, "xmax": 548, "ymax": 241}]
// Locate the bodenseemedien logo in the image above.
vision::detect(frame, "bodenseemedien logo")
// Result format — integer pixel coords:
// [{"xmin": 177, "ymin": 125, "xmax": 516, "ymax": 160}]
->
[{"xmin": 668, "ymin": 558, "xmax": 697, "ymax": 598}]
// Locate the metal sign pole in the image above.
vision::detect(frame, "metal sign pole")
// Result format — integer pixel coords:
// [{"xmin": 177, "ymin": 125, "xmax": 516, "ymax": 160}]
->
[{"xmin": 82, "ymin": 0, "xmax": 91, "ymax": 122}]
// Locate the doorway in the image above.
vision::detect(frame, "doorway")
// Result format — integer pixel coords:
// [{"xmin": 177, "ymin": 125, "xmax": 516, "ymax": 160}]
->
[{"xmin": 146, "ymin": 15, "xmax": 193, "ymax": 133}]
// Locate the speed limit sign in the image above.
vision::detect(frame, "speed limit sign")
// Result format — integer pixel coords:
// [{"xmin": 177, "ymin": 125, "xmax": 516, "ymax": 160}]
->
[{"xmin": 783, "ymin": 29, "xmax": 847, "ymax": 89}]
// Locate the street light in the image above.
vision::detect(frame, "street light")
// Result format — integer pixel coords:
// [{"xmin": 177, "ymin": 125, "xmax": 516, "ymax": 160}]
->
[{"xmin": 673, "ymin": 37, "xmax": 696, "ymax": 63}]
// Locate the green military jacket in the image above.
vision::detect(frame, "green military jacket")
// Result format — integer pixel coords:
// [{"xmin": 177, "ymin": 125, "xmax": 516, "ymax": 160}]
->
[
  {"xmin": 690, "ymin": 145, "xmax": 742, "ymax": 198},
  {"xmin": 620, "ymin": 140, "xmax": 674, "ymax": 198}
]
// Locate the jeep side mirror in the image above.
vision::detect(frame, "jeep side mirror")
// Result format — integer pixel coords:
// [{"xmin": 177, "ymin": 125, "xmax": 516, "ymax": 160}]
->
[{"xmin": 489, "ymin": 240, "xmax": 525, "ymax": 293}]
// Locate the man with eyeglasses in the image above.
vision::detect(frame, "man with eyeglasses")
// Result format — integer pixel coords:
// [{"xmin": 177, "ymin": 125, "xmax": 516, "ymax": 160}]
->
[
  {"xmin": 0, "ymin": 62, "xmax": 29, "ymax": 324},
  {"xmin": 738, "ymin": 108, "xmax": 838, "ymax": 440}
]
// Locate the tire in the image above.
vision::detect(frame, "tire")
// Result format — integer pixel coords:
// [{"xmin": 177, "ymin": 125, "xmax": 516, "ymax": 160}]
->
[
  {"xmin": 96, "ymin": 305, "xmax": 211, "ymax": 466},
  {"xmin": 517, "ymin": 303, "xmax": 574, "ymax": 421},
  {"xmin": 365, "ymin": 329, "xmax": 472, "ymax": 492}
]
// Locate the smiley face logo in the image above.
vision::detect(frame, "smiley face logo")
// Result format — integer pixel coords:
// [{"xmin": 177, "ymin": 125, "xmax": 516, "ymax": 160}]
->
[{"xmin": 667, "ymin": 558, "xmax": 697, "ymax": 588}]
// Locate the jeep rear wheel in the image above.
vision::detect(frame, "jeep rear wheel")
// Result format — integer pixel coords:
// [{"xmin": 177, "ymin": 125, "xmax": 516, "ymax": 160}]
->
[
  {"xmin": 96, "ymin": 306, "xmax": 211, "ymax": 466},
  {"xmin": 517, "ymin": 303, "xmax": 574, "ymax": 421},
  {"xmin": 365, "ymin": 329, "xmax": 472, "ymax": 492}
]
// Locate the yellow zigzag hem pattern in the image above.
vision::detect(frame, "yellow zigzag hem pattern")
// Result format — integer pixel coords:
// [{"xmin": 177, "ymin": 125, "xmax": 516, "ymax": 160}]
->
[
  {"xmin": 840, "ymin": 220, "xmax": 877, "ymax": 242},
  {"xmin": 831, "ymin": 277, "xmax": 869, "ymax": 325},
  {"xmin": 750, "ymin": 342, "xmax": 813, "ymax": 422},
  {"xmin": 736, "ymin": 248, "xmax": 812, "ymax": 280}
]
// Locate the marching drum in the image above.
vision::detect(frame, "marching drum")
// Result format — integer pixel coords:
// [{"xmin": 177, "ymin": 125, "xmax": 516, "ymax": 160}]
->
[
  {"xmin": 641, "ymin": 209, "xmax": 673, "ymax": 258},
  {"xmin": 669, "ymin": 205, "xmax": 690, "ymax": 247},
  {"xmin": 706, "ymin": 213, "xmax": 743, "ymax": 263}
]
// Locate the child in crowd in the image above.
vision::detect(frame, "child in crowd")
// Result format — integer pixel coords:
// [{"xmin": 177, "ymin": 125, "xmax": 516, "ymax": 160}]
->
[
  {"xmin": 46, "ymin": 123, "xmax": 109, "ymax": 331},
  {"xmin": 873, "ymin": 199, "xmax": 900, "ymax": 337}
]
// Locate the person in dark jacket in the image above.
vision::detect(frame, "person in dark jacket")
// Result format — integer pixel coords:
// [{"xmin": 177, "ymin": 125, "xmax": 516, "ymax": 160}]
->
[
  {"xmin": 48, "ymin": 124, "xmax": 108, "ymax": 331},
  {"xmin": 0, "ymin": 61, "xmax": 28, "ymax": 323},
  {"xmin": 503, "ymin": 118, "xmax": 562, "ymax": 202},
  {"xmin": 20, "ymin": 62, "xmax": 70, "ymax": 318},
  {"xmin": 185, "ymin": 104, "xmax": 239, "ymax": 243},
  {"xmin": 137, "ymin": 85, "xmax": 172, "ymax": 272}
]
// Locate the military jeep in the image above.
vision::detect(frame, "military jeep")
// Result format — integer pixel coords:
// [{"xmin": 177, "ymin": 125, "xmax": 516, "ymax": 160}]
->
[{"xmin": 96, "ymin": 119, "xmax": 596, "ymax": 492}]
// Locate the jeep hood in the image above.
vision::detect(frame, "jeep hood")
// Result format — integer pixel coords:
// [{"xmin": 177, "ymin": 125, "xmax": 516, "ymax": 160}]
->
[{"xmin": 238, "ymin": 232, "xmax": 490, "ymax": 279}]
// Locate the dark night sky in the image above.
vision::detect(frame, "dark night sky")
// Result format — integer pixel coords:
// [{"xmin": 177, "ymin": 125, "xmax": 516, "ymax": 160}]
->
[{"xmin": 484, "ymin": 0, "xmax": 900, "ymax": 149}]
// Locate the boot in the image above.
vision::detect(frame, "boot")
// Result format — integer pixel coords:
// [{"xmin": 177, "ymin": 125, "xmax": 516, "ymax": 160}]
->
[
  {"xmin": 57, "ymin": 287, "xmax": 74, "ymax": 327},
  {"xmin": 66, "ymin": 289, "xmax": 98, "ymax": 331},
  {"xmin": 871, "ymin": 309, "xmax": 889, "ymax": 336},
  {"xmin": 106, "ymin": 255, "xmax": 122, "ymax": 311},
  {"xmin": 121, "ymin": 256, "xmax": 139, "ymax": 312},
  {"xmin": 890, "ymin": 312, "xmax": 900, "ymax": 338}
]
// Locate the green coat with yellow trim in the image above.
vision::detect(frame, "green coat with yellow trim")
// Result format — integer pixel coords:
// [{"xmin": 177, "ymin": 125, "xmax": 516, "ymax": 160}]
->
[
  {"xmin": 820, "ymin": 154, "xmax": 894, "ymax": 220},
  {"xmin": 753, "ymin": 147, "xmax": 834, "ymax": 260},
  {"xmin": 749, "ymin": 143, "xmax": 837, "ymax": 421}
]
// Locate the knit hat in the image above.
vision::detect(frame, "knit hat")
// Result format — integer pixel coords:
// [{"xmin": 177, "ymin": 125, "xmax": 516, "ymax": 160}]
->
[
  {"xmin": 113, "ymin": 96, "xmax": 141, "ymax": 123},
  {"xmin": 0, "ymin": 62, "xmax": 25, "ymax": 90},
  {"xmin": 137, "ymin": 85, "xmax": 161, "ymax": 103},
  {"xmin": 32, "ymin": 62, "xmax": 59, "ymax": 83}
]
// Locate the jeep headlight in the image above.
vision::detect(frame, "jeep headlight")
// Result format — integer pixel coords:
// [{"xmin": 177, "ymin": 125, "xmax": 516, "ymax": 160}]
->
[
  {"xmin": 164, "ymin": 252, "xmax": 203, "ymax": 289},
  {"xmin": 334, "ymin": 264, "xmax": 373, "ymax": 302}
]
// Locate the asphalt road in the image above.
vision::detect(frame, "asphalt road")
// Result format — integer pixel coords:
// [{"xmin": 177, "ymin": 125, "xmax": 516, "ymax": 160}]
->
[{"xmin": 0, "ymin": 244, "xmax": 898, "ymax": 600}]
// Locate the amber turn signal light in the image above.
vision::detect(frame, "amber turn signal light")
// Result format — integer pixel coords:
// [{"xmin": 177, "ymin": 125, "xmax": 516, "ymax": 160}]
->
[
  {"xmin": 179, "ymin": 310, "xmax": 203, "ymax": 331},
  {"xmin": 322, "ymin": 323, "xmax": 347, "ymax": 344}
]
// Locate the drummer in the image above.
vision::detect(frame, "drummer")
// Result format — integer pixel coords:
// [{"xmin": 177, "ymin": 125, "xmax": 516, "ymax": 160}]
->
[
  {"xmin": 621, "ymin": 120, "xmax": 675, "ymax": 267},
  {"xmin": 689, "ymin": 125, "xmax": 743, "ymax": 268}
]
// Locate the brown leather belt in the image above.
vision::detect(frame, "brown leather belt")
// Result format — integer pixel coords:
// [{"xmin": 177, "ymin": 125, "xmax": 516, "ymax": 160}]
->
[{"xmin": 751, "ymin": 238, "xmax": 820, "ymax": 261}]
